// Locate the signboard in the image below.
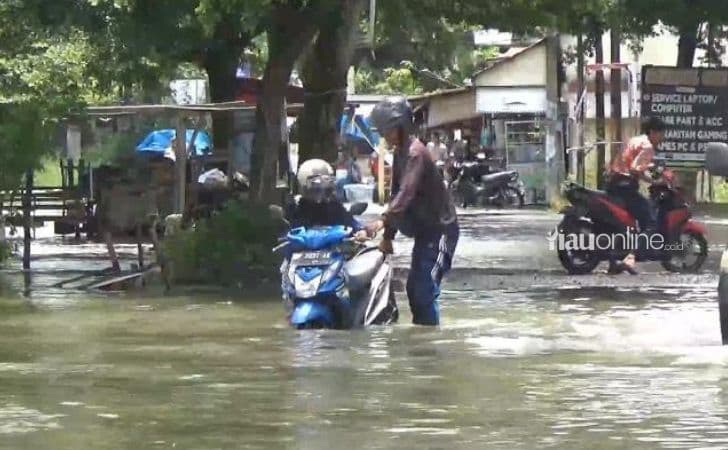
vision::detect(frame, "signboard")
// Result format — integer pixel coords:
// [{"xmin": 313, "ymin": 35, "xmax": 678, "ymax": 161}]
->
[
  {"xmin": 476, "ymin": 87, "xmax": 547, "ymax": 114},
  {"xmin": 641, "ymin": 66, "xmax": 728, "ymax": 167},
  {"xmin": 473, "ymin": 29, "xmax": 513, "ymax": 46}
]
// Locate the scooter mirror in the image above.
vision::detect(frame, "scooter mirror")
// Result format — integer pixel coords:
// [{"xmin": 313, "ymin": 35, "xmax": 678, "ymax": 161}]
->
[
  {"xmin": 269, "ymin": 204, "xmax": 286, "ymax": 221},
  {"xmin": 349, "ymin": 202, "xmax": 368, "ymax": 216},
  {"xmin": 706, "ymin": 142, "xmax": 728, "ymax": 177}
]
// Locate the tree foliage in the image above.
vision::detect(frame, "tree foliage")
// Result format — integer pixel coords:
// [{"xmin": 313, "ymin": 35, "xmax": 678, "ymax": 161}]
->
[{"xmin": 0, "ymin": 1, "xmax": 110, "ymax": 191}]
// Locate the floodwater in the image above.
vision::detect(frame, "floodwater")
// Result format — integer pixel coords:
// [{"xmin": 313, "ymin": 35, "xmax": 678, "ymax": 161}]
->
[
  {"xmin": 1, "ymin": 210, "xmax": 728, "ymax": 449},
  {"xmin": 1, "ymin": 282, "xmax": 727, "ymax": 449}
]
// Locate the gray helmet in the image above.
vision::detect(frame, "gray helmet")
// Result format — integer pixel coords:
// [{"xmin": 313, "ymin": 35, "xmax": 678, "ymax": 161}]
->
[
  {"xmin": 369, "ymin": 96, "xmax": 414, "ymax": 134},
  {"xmin": 297, "ymin": 159, "xmax": 336, "ymax": 203}
]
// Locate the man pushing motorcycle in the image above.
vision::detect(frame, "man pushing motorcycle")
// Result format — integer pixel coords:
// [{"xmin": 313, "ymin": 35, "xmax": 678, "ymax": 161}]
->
[
  {"xmin": 363, "ymin": 97, "xmax": 459, "ymax": 326},
  {"xmin": 606, "ymin": 116, "xmax": 666, "ymax": 274}
]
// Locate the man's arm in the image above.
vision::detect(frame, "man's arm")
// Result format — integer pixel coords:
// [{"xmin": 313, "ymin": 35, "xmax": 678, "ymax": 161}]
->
[
  {"xmin": 367, "ymin": 147, "xmax": 425, "ymax": 240},
  {"xmin": 380, "ymin": 151, "xmax": 403, "ymax": 240},
  {"xmin": 383, "ymin": 150, "xmax": 426, "ymax": 222},
  {"xmin": 631, "ymin": 146, "xmax": 655, "ymax": 183}
]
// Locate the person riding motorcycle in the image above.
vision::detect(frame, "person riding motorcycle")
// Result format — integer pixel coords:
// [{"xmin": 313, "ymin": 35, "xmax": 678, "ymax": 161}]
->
[
  {"xmin": 605, "ymin": 116, "xmax": 666, "ymax": 274},
  {"xmin": 364, "ymin": 96, "xmax": 459, "ymax": 326},
  {"xmin": 286, "ymin": 158, "xmax": 368, "ymax": 241}
]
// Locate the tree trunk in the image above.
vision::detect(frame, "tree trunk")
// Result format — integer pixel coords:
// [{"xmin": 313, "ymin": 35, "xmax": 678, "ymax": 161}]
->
[
  {"xmin": 677, "ymin": 23, "xmax": 700, "ymax": 68},
  {"xmin": 250, "ymin": 6, "xmax": 322, "ymax": 203},
  {"xmin": 203, "ymin": 24, "xmax": 251, "ymax": 151},
  {"xmin": 205, "ymin": 51, "xmax": 239, "ymax": 150},
  {"xmin": 298, "ymin": 0, "xmax": 366, "ymax": 163}
]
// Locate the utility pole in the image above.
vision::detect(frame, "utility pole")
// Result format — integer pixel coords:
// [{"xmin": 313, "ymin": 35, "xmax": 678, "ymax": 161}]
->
[
  {"xmin": 610, "ymin": 27, "xmax": 623, "ymax": 165},
  {"xmin": 595, "ymin": 31, "xmax": 606, "ymax": 189},
  {"xmin": 576, "ymin": 34, "xmax": 585, "ymax": 185}
]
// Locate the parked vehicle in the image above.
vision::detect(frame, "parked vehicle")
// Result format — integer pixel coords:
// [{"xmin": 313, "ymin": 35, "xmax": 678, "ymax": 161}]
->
[
  {"xmin": 271, "ymin": 203, "xmax": 398, "ymax": 329},
  {"xmin": 556, "ymin": 160, "xmax": 707, "ymax": 275},
  {"xmin": 449, "ymin": 152, "xmax": 525, "ymax": 208},
  {"xmin": 705, "ymin": 142, "xmax": 728, "ymax": 345},
  {"xmin": 436, "ymin": 160, "xmax": 447, "ymax": 186}
]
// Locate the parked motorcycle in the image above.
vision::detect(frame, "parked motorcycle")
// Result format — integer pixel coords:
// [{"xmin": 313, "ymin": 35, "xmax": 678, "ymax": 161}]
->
[
  {"xmin": 449, "ymin": 152, "xmax": 525, "ymax": 208},
  {"xmin": 435, "ymin": 160, "xmax": 447, "ymax": 187},
  {"xmin": 556, "ymin": 161, "xmax": 707, "ymax": 275},
  {"xmin": 705, "ymin": 142, "xmax": 728, "ymax": 345},
  {"xmin": 270, "ymin": 203, "xmax": 398, "ymax": 329}
]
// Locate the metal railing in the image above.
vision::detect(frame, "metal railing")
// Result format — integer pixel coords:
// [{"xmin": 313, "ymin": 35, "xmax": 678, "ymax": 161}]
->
[{"xmin": 565, "ymin": 141, "xmax": 624, "ymax": 186}]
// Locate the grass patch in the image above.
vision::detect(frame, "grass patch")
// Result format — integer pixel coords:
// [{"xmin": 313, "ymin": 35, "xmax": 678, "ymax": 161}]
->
[{"xmin": 33, "ymin": 157, "xmax": 64, "ymax": 187}]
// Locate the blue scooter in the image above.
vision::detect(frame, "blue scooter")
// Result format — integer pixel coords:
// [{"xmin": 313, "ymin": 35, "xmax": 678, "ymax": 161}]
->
[{"xmin": 270, "ymin": 203, "xmax": 398, "ymax": 329}]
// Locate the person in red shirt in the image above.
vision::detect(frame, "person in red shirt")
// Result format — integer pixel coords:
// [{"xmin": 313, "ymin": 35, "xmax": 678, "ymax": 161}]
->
[{"xmin": 606, "ymin": 116, "xmax": 666, "ymax": 273}]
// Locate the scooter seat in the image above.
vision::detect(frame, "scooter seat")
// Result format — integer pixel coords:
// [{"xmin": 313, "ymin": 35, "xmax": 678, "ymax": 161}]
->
[
  {"xmin": 344, "ymin": 249, "xmax": 385, "ymax": 292},
  {"xmin": 584, "ymin": 187, "xmax": 628, "ymax": 208},
  {"xmin": 481, "ymin": 171, "xmax": 514, "ymax": 184}
]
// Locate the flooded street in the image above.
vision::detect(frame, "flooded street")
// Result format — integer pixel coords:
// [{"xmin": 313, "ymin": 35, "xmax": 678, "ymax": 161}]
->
[{"xmin": 1, "ymin": 209, "xmax": 728, "ymax": 449}]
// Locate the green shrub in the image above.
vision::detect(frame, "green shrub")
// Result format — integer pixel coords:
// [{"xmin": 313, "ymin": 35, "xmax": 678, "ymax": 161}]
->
[
  {"xmin": 0, "ymin": 240, "xmax": 12, "ymax": 266},
  {"xmin": 163, "ymin": 200, "xmax": 283, "ymax": 287}
]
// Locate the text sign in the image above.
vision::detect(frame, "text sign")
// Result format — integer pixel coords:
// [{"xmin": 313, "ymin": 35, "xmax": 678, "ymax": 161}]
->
[{"xmin": 641, "ymin": 66, "xmax": 728, "ymax": 166}]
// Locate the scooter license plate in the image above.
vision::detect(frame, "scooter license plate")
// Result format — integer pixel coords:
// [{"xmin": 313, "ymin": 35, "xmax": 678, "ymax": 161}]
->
[{"xmin": 292, "ymin": 251, "xmax": 332, "ymax": 266}]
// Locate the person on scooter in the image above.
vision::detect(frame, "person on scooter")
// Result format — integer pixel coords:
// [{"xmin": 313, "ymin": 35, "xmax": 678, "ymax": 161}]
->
[
  {"xmin": 286, "ymin": 158, "xmax": 368, "ymax": 241},
  {"xmin": 364, "ymin": 96, "xmax": 459, "ymax": 326},
  {"xmin": 606, "ymin": 116, "xmax": 666, "ymax": 274}
]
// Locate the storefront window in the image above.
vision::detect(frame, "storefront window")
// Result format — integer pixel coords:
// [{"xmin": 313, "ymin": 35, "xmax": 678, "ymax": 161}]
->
[{"xmin": 504, "ymin": 120, "xmax": 546, "ymax": 164}]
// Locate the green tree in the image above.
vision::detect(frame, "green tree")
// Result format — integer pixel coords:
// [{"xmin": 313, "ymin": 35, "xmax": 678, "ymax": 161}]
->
[
  {"xmin": 298, "ymin": 0, "xmax": 368, "ymax": 163},
  {"xmin": 0, "ymin": 0, "xmax": 117, "ymax": 256},
  {"xmin": 621, "ymin": 0, "xmax": 728, "ymax": 67},
  {"xmin": 249, "ymin": 1, "xmax": 335, "ymax": 202},
  {"xmin": 79, "ymin": 0, "xmax": 270, "ymax": 147}
]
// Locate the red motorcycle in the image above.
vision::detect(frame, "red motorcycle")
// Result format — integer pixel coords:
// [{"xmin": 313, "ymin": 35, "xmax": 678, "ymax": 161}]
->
[{"xmin": 556, "ymin": 163, "xmax": 708, "ymax": 274}]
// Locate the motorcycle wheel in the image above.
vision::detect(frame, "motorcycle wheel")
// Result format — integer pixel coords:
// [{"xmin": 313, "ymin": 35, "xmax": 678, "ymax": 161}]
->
[
  {"xmin": 501, "ymin": 187, "xmax": 525, "ymax": 208},
  {"xmin": 661, "ymin": 231, "xmax": 708, "ymax": 273},
  {"xmin": 719, "ymin": 255, "xmax": 728, "ymax": 345},
  {"xmin": 295, "ymin": 321, "xmax": 327, "ymax": 330},
  {"xmin": 449, "ymin": 183, "xmax": 466, "ymax": 208},
  {"xmin": 556, "ymin": 219, "xmax": 601, "ymax": 275}
]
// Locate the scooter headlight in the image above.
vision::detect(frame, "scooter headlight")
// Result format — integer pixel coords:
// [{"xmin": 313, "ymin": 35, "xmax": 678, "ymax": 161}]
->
[
  {"xmin": 294, "ymin": 275, "xmax": 321, "ymax": 299},
  {"xmin": 321, "ymin": 259, "xmax": 343, "ymax": 286}
]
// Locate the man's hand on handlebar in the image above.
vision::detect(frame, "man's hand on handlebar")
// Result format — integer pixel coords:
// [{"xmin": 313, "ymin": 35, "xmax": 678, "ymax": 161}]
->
[
  {"xmin": 365, "ymin": 219, "xmax": 385, "ymax": 237},
  {"xmin": 354, "ymin": 230, "xmax": 369, "ymax": 242}
]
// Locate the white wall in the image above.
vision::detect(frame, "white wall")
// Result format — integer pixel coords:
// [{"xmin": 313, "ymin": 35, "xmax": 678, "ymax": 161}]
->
[
  {"xmin": 476, "ymin": 87, "xmax": 548, "ymax": 114},
  {"xmin": 475, "ymin": 43, "xmax": 548, "ymax": 87}
]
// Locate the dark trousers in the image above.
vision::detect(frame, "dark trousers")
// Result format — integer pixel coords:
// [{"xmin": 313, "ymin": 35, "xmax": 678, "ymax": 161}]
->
[
  {"xmin": 406, "ymin": 222, "xmax": 459, "ymax": 326},
  {"xmin": 606, "ymin": 180, "xmax": 653, "ymax": 232}
]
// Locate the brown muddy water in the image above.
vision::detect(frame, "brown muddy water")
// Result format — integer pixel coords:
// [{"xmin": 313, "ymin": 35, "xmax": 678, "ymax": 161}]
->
[
  {"xmin": 0, "ymin": 279, "xmax": 726, "ymax": 449},
  {"xmin": 1, "ymin": 211, "xmax": 728, "ymax": 449}
]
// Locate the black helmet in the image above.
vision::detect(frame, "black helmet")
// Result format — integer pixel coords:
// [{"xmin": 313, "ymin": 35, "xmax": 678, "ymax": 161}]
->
[
  {"xmin": 641, "ymin": 116, "xmax": 666, "ymax": 134},
  {"xmin": 369, "ymin": 96, "xmax": 414, "ymax": 134}
]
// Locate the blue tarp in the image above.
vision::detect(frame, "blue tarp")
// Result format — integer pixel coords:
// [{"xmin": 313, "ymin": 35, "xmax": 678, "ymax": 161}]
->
[
  {"xmin": 136, "ymin": 129, "xmax": 212, "ymax": 157},
  {"xmin": 340, "ymin": 114, "xmax": 380, "ymax": 152}
]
